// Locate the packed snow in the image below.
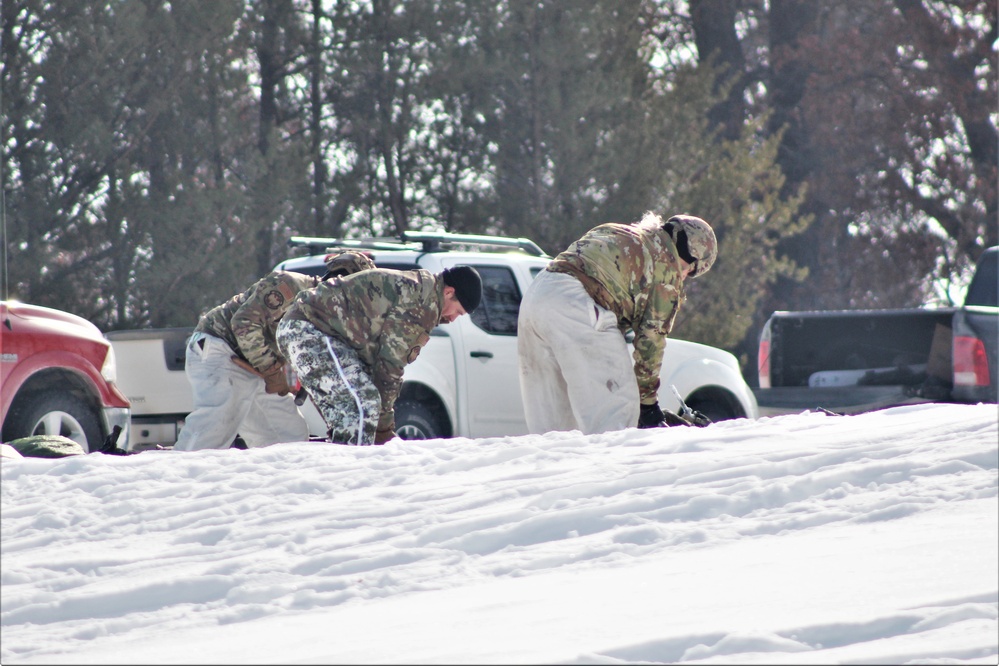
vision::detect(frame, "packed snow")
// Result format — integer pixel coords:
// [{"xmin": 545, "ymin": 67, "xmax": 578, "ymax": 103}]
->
[{"xmin": 1, "ymin": 402, "xmax": 997, "ymax": 665}]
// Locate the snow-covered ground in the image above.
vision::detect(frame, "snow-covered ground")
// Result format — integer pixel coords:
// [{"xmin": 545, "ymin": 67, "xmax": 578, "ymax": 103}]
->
[{"xmin": 1, "ymin": 402, "xmax": 996, "ymax": 665}]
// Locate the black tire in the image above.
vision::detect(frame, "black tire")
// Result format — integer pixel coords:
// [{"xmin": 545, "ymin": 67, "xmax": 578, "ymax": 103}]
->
[
  {"xmin": 684, "ymin": 388, "xmax": 743, "ymax": 423},
  {"xmin": 3, "ymin": 392, "xmax": 103, "ymax": 453},
  {"xmin": 394, "ymin": 400, "xmax": 446, "ymax": 440}
]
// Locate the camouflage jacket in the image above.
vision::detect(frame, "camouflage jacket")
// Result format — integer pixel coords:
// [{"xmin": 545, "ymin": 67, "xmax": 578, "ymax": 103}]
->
[
  {"xmin": 283, "ymin": 268, "xmax": 444, "ymax": 431},
  {"xmin": 548, "ymin": 217, "xmax": 685, "ymax": 404},
  {"xmin": 197, "ymin": 271, "xmax": 320, "ymax": 374}
]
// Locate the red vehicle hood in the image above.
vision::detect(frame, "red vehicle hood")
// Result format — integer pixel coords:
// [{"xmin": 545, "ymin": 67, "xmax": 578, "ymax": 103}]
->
[{"xmin": 2, "ymin": 301, "xmax": 106, "ymax": 344}]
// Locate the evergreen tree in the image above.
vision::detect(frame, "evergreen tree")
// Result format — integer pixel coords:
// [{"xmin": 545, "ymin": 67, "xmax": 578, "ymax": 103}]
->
[
  {"xmin": 2, "ymin": 1, "xmax": 262, "ymax": 328},
  {"xmin": 686, "ymin": 0, "xmax": 997, "ymax": 314},
  {"xmin": 643, "ymin": 66, "xmax": 809, "ymax": 353},
  {"xmin": 475, "ymin": 0, "xmax": 652, "ymax": 251},
  {"xmin": 2, "ymin": 0, "xmax": 814, "ymax": 361},
  {"xmin": 468, "ymin": 1, "xmax": 805, "ymax": 353}
]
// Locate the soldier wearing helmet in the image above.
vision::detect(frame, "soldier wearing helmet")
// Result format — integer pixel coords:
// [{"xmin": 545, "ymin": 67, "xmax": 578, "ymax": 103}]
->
[
  {"xmin": 174, "ymin": 250, "xmax": 375, "ymax": 451},
  {"xmin": 517, "ymin": 212, "xmax": 717, "ymax": 435}
]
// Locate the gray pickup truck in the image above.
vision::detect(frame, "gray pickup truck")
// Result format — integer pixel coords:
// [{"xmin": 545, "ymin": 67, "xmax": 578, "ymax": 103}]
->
[{"xmin": 754, "ymin": 246, "xmax": 998, "ymax": 415}]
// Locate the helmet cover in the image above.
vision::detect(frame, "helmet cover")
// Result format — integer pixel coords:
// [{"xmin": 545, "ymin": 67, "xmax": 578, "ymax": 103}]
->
[{"xmin": 665, "ymin": 215, "xmax": 717, "ymax": 278}]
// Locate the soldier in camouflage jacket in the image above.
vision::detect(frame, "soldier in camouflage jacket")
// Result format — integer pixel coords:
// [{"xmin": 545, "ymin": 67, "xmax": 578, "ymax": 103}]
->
[
  {"xmin": 174, "ymin": 251, "xmax": 375, "ymax": 451},
  {"xmin": 517, "ymin": 212, "xmax": 718, "ymax": 435},
  {"xmin": 277, "ymin": 265, "xmax": 482, "ymax": 445}
]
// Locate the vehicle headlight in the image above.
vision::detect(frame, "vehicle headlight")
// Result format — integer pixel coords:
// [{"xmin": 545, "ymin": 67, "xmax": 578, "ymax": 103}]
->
[{"xmin": 102, "ymin": 344, "xmax": 118, "ymax": 382}]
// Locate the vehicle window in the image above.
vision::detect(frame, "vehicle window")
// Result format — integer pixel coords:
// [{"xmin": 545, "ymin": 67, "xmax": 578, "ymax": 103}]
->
[
  {"xmin": 965, "ymin": 249, "xmax": 997, "ymax": 307},
  {"xmin": 376, "ymin": 262, "xmax": 420, "ymax": 272},
  {"xmin": 285, "ymin": 264, "xmax": 326, "ymax": 278},
  {"xmin": 468, "ymin": 265, "xmax": 522, "ymax": 336}
]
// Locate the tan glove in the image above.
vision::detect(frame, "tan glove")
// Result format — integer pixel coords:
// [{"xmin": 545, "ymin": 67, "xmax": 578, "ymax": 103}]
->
[
  {"xmin": 231, "ymin": 357, "xmax": 291, "ymax": 396},
  {"xmin": 262, "ymin": 371, "xmax": 292, "ymax": 396},
  {"xmin": 374, "ymin": 427, "xmax": 396, "ymax": 445}
]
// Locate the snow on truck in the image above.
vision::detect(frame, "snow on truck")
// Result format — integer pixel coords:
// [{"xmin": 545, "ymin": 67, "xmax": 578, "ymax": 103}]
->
[
  {"xmin": 108, "ymin": 231, "xmax": 759, "ymax": 451},
  {"xmin": 755, "ymin": 245, "xmax": 998, "ymax": 416}
]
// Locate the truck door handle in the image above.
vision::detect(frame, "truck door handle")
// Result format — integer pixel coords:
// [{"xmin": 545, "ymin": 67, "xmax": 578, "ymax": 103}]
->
[{"xmin": 470, "ymin": 351, "xmax": 494, "ymax": 359}]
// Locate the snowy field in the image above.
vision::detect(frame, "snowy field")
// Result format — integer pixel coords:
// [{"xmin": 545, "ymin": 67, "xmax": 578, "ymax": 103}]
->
[{"xmin": 1, "ymin": 402, "xmax": 997, "ymax": 665}]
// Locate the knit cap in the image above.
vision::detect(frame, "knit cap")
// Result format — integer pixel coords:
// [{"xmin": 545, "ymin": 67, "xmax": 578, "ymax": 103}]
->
[{"xmin": 441, "ymin": 266, "xmax": 482, "ymax": 313}]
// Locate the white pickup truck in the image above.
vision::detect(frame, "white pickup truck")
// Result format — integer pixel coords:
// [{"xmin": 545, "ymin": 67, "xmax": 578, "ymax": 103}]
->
[{"xmin": 107, "ymin": 231, "xmax": 758, "ymax": 450}]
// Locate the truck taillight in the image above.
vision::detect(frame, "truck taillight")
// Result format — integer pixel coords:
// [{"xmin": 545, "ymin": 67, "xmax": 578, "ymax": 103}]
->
[
  {"xmin": 953, "ymin": 335, "xmax": 990, "ymax": 387},
  {"xmin": 758, "ymin": 339, "xmax": 771, "ymax": 389}
]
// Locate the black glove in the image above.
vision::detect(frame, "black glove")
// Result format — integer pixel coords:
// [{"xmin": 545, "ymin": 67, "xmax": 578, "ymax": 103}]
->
[
  {"xmin": 638, "ymin": 403, "xmax": 667, "ymax": 428},
  {"xmin": 639, "ymin": 402, "xmax": 696, "ymax": 428}
]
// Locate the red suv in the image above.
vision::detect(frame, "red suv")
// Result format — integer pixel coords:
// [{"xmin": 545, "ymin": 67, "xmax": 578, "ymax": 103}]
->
[{"xmin": 1, "ymin": 301, "xmax": 130, "ymax": 452}]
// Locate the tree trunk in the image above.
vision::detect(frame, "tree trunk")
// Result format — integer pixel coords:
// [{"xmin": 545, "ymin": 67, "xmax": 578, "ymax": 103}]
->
[{"xmin": 689, "ymin": 0, "xmax": 746, "ymax": 141}]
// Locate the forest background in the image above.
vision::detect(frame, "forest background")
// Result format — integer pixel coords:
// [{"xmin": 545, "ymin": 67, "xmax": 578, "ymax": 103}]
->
[{"xmin": 2, "ymin": 0, "xmax": 996, "ymax": 382}]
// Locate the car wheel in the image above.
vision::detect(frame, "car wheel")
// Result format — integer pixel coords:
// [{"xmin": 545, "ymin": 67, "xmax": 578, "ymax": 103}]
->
[
  {"xmin": 3, "ymin": 392, "xmax": 103, "ymax": 453},
  {"xmin": 394, "ymin": 400, "xmax": 446, "ymax": 440},
  {"xmin": 684, "ymin": 388, "xmax": 743, "ymax": 423}
]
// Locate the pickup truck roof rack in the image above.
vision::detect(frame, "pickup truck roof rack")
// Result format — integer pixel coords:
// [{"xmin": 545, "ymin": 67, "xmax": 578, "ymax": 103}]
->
[{"xmin": 287, "ymin": 231, "xmax": 548, "ymax": 257}]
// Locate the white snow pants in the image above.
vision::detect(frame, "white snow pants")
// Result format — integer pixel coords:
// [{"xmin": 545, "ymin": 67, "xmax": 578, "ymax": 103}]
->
[
  {"xmin": 173, "ymin": 332, "xmax": 309, "ymax": 451},
  {"xmin": 517, "ymin": 269, "xmax": 640, "ymax": 435}
]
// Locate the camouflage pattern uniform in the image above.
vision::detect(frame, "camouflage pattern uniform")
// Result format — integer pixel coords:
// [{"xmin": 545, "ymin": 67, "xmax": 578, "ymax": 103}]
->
[
  {"xmin": 197, "ymin": 271, "xmax": 321, "ymax": 374},
  {"xmin": 517, "ymin": 213, "xmax": 688, "ymax": 435},
  {"xmin": 174, "ymin": 251, "xmax": 375, "ymax": 451},
  {"xmin": 174, "ymin": 270, "xmax": 320, "ymax": 451},
  {"xmin": 277, "ymin": 268, "xmax": 444, "ymax": 445},
  {"xmin": 276, "ymin": 320, "xmax": 382, "ymax": 445}
]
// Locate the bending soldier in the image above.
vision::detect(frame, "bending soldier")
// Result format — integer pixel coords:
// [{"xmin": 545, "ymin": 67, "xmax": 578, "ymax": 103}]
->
[
  {"xmin": 517, "ymin": 213, "xmax": 717, "ymax": 435},
  {"xmin": 277, "ymin": 265, "xmax": 482, "ymax": 445},
  {"xmin": 174, "ymin": 251, "xmax": 375, "ymax": 451}
]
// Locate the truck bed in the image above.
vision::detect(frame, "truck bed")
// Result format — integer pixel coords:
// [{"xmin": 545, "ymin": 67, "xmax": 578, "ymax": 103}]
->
[
  {"xmin": 762, "ymin": 307, "xmax": 957, "ymax": 389},
  {"xmin": 756, "ymin": 246, "xmax": 998, "ymax": 415}
]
